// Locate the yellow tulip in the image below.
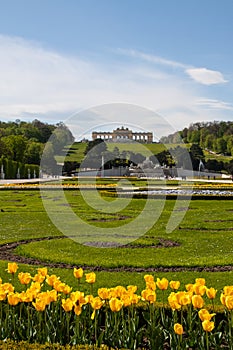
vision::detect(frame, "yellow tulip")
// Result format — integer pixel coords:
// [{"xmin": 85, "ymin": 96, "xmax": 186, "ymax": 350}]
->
[
  {"xmin": 74, "ymin": 304, "xmax": 82, "ymax": 315},
  {"xmin": 0, "ymin": 292, "xmax": 6, "ymax": 301},
  {"xmin": 114, "ymin": 286, "xmax": 126, "ymax": 298},
  {"xmin": 53, "ymin": 281, "xmax": 72, "ymax": 294},
  {"xmin": 220, "ymin": 293, "xmax": 226, "ymax": 306},
  {"xmin": 33, "ymin": 273, "xmax": 45, "ymax": 283},
  {"xmin": 62, "ymin": 298, "xmax": 73, "ymax": 312},
  {"xmin": 122, "ymin": 296, "xmax": 131, "ymax": 307},
  {"xmin": 223, "ymin": 286, "xmax": 233, "ymax": 296},
  {"xmin": 206, "ymin": 287, "xmax": 217, "ymax": 299},
  {"xmin": 62, "ymin": 284, "xmax": 72, "ymax": 295},
  {"xmin": 32, "ymin": 298, "xmax": 47, "ymax": 311},
  {"xmin": 109, "ymin": 297, "xmax": 123, "ymax": 312},
  {"xmin": 168, "ymin": 292, "xmax": 181, "ymax": 311},
  {"xmin": 71, "ymin": 291, "xmax": 87, "ymax": 316},
  {"xmin": 146, "ymin": 281, "xmax": 156, "ymax": 291},
  {"xmin": 29, "ymin": 282, "xmax": 41, "ymax": 294},
  {"xmin": 141, "ymin": 289, "xmax": 156, "ymax": 303},
  {"xmin": 174, "ymin": 323, "xmax": 184, "ymax": 335},
  {"xmin": 7, "ymin": 292, "xmax": 20, "ymax": 306},
  {"xmin": 36, "ymin": 292, "xmax": 50, "ymax": 305},
  {"xmin": 85, "ymin": 272, "xmax": 96, "ymax": 284},
  {"xmin": 198, "ymin": 309, "xmax": 216, "ymax": 321},
  {"xmin": 195, "ymin": 278, "xmax": 206, "ymax": 286},
  {"xmin": 46, "ymin": 274, "xmax": 60, "ymax": 287},
  {"xmin": 37, "ymin": 267, "xmax": 48, "ymax": 277},
  {"xmin": 1, "ymin": 283, "xmax": 14, "ymax": 293},
  {"xmin": 108, "ymin": 288, "xmax": 117, "ymax": 298},
  {"xmin": 169, "ymin": 280, "xmax": 180, "ymax": 290},
  {"xmin": 91, "ymin": 296, "xmax": 104, "ymax": 310},
  {"xmin": 127, "ymin": 285, "xmax": 137, "ymax": 293},
  {"xmin": 144, "ymin": 274, "xmax": 154, "ymax": 283},
  {"xmin": 98, "ymin": 288, "xmax": 110, "ymax": 300},
  {"xmin": 73, "ymin": 267, "xmax": 83, "ymax": 279},
  {"xmin": 177, "ymin": 291, "xmax": 192, "ymax": 306},
  {"xmin": 225, "ymin": 295, "xmax": 233, "ymax": 310},
  {"xmin": 18, "ymin": 272, "xmax": 31, "ymax": 285},
  {"xmin": 19, "ymin": 291, "xmax": 33, "ymax": 303},
  {"xmin": 192, "ymin": 295, "xmax": 204, "ymax": 309},
  {"xmin": 185, "ymin": 284, "xmax": 194, "ymax": 292},
  {"xmin": 7, "ymin": 262, "xmax": 18, "ymax": 275},
  {"xmin": 47, "ymin": 290, "xmax": 58, "ymax": 303},
  {"xmin": 156, "ymin": 278, "xmax": 169, "ymax": 290},
  {"xmin": 193, "ymin": 284, "xmax": 206, "ymax": 296},
  {"xmin": 130, "ymin": 294, "xmax": 140, "ymax": 304},
  {"xmin": 86, "ymin": 295, "xmax": 95, "ymax": 304},
  {"xmin": 202, "ymin": 320, "xmax": 215, "ymax": 332}
]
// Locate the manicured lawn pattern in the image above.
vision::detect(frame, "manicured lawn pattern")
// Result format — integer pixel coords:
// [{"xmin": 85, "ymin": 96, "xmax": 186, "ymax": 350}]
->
[{"xmin": 1, "ymin": 183, "xmax": 233, "ymax": 348}]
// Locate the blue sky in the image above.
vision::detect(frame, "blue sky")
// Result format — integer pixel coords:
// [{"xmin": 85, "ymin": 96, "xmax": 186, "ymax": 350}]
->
[{"xmin": 0, "ymin": 0, "xmax": 233, "ymax": 138}]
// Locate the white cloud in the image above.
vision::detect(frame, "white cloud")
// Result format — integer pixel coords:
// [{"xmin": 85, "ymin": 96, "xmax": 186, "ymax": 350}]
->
[
  {"xmin": 196, "ymin": 98, "xmax": 233, "ymax": 110},
  {"xmin": 117, "ymin": 48, "xmax": 228, "ymax": 86},
  {"xmin": 116, "ymin": 48, "xmax": 186, "ymax": 69},
  {"xmin": 186, "ymin": 68, "xmax": 228, "ymax": 85},
  {"xmin": 0, "ymin": 35, "xmax": 232, "ymax": 138}
]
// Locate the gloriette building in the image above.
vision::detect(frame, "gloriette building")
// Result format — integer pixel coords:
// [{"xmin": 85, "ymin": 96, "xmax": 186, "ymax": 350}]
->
[{"xmin": 92, "ymin": 126, "xmax": 153, "ymax": 143}]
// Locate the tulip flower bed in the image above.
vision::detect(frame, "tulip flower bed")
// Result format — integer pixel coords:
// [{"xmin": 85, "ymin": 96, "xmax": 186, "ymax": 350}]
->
[{"xmin": 1, "ymin": 263, "xmax": 233, "ymax": 349}]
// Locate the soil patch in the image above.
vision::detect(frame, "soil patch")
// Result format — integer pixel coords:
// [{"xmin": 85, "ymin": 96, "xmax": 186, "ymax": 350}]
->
[
  {"xmin": 204, "ymin": 219, "xmax": 233, "ymax": 222},
  {"xmin": 90, "ymin": 215, "xmax": 132, "ymax": 222}
]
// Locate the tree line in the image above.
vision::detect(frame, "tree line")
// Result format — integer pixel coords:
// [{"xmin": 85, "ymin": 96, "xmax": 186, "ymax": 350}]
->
[{"xmin": 161, "ymin": 121, "xmax": 233, "ymax": 156}]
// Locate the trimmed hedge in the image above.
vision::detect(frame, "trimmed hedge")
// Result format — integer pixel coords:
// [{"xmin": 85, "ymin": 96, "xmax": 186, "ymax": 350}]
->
[{"xmin": 0, "ymin": 157, "xmax": 39, "ymax": 179}]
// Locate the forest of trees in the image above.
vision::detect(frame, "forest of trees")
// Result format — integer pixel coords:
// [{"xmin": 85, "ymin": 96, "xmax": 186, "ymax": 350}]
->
[
  {"xmin": 0, "ymin": 119, "xmax": 74, "ymax": 178},
  {"xmin": 160, "ymin": 121, "xmax": 233, "ymax": 156},
  {"xmin": 159, "ymin": 121, "xmax": 233, "ymax": 174}
]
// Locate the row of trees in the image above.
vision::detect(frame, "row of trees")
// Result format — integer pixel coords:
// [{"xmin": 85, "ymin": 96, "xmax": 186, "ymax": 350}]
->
[{"xmin": 161, "ymin": 121, "xmax": 233, "ymax": 156}]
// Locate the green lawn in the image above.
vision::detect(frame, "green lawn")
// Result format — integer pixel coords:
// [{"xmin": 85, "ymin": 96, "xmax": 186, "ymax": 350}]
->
[
  {"xmin": 1, "ymin": 186, "xmax": 233, "ymax": 300},
  {"xmin": 55, "ymin": 142, "xmax": 87, "ymax": 163}
]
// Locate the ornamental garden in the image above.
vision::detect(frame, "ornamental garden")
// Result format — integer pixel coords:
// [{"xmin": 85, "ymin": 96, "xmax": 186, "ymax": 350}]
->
[{"xmin": 1, "ymin": 179, "xmax": 233, "ymax": 349}]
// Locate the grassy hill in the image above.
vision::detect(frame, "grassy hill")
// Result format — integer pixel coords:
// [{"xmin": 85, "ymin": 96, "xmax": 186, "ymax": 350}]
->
[
  {"xmin": 56, "ymin": 142, "xmax": 189, "ymax": 162},
  {"xmin": 55, "ymin": 141, "xmax": 233, "ymax": 167}
]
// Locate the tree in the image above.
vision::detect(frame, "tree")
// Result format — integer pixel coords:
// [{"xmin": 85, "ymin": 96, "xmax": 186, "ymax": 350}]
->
[
  {"xmin": 155, "ymin": 150, "xmax": 173, "ymax": 167},
  {"xmin": 189, "ymin": 144, "xmax": 204, "ymax": 171},
  {"xmin": 50, "ymin": 123, "xmax": 74, "ymax": 153},
  {"xmin": 171, "ymin": 146, "xmax": 192, "ymax": 169},
  {"xmin": 225, "ymin": 160, "xmax": 233, "ymax": 175},
  {"xmin": 32, "ymin": 119, "xmax": 55, "ymax": 143},
  {"xmin": 213, "ymin": 138, "xmax": 227, "ymax": 154},
  {"xmin": 40, "ymin": 142, "xmax": 57, "ymax": 175},
  {"xmin": 204, "ymin": 134, "xmax": 214, "ymax": 150},
  {"xmin": 24, "ymin": 142, "xmax": 43, "ymax": 165},
  {"xmin": 1, "ymin": 135, "xmax": 27, "ymax": 162}
]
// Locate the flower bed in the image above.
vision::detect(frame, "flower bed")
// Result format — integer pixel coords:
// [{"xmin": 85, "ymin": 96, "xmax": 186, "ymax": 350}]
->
[{"xmin": 1, "ymin": 263, "xmax": 233, "ymax": 349}]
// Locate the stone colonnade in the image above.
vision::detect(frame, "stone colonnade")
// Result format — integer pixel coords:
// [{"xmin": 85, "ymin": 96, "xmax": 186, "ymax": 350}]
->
[{"xmin": 92, "ymin": 127, "xmax": 153, "ymax": 143}]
